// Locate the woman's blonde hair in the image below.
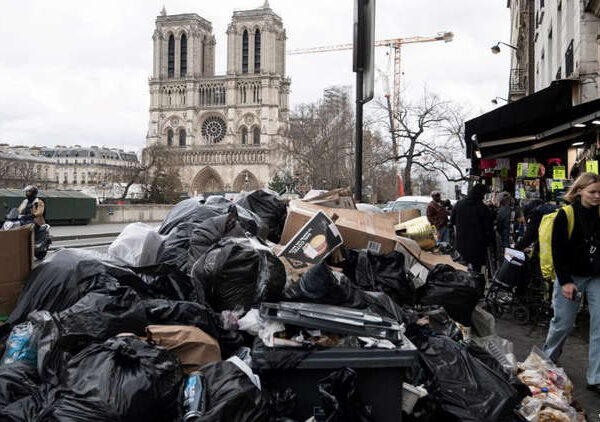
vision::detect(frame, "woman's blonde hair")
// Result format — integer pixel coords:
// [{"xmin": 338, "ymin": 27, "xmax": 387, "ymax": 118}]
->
[{"xmin": 563, "ymin": 172, "xmax": 600, "ymax": 203}]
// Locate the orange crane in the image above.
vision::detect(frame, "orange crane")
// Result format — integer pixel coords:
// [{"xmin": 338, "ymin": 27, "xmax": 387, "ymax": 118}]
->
[{"xmin": 288, "ymin": 31, "xmax": 454, "ymax": 197}]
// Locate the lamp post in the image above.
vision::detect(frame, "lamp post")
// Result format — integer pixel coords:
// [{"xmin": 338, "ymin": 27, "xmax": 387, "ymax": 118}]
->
[
  {"xmin": 491, "ymin": 97, "xmax": 509, "ymax": 105},
  {"xmin": 490, "ymin": 41, "xmax": 517, "ymax": 55}
]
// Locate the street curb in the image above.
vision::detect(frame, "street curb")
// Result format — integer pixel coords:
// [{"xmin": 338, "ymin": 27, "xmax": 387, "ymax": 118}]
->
[
  {"xmin": 52, "ymin": 232, "xmax": 122, "ymax": 242},
  {"xmin": 50, "ymin": 239, "xmax": 114, "ymax": 250}
]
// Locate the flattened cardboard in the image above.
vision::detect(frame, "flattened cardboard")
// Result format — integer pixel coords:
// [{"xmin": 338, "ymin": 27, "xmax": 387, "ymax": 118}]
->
[
  {"xmin": 0, "ymin": 282, "xmax": 24, "ymax": 316},
  {"xmin": 281, "ymin": 200, "xmax": 401, "ymax": 254},
  {"xmin": 394, "ymin": 236, "xmax": 467, "ymax": 272},
  {"xmin": 0, "ymin": 224, "xmax": 33, "ymax": 285}
]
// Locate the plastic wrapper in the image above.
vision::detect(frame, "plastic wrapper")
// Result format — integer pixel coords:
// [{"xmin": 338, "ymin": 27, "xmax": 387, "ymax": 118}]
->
[
  {"xmin": 342, "ymin": 249, "xmax": 415, "ymax": 305},
  {"xmin": 1, "ymin": 322, "xmax": 38, "ymax": 366},
  {"xmin": 107, "ymin": 222, "xmax": 165, "ymax": 267},
  {"xmin": 418, "ymin": 264, "xmax": 483, "ymax": 326},
  {"xmin": 470, "ymin": 335, "xmax": 516, "ymax": 375},
  {"xmin": 40, "ymin": 336, "xmax": 184, "ymax": 422},
  {"xmin": 235, "ymin": 189, "xmax": 287, "ymax": 243},
  {"xmin": 518, "ymin": 396, "xmax": 543, "ymax": 421},
  {"xmin": 191, "ymin": 237, "xmax": 286, "ymax": 312},
  {"xmin": 538, "ymin": 407, "xmax": 577, "ymax": 422}
]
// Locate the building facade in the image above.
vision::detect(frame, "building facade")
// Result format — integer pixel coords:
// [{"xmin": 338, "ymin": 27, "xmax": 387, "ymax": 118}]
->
[
  {"xmin": 507, "ymin": 0, "xmax": 536, "ymax": 101},
  {"xmin": 146, "ymin": 2, "xmax": 291, "ymax": 194},
  {"xmin": 510, "ymin": 0, "xmax": 600, "ymax": 104},
  {"xmin": 0, "ymin": 145, "xmax": 57, "ymax": 189}
]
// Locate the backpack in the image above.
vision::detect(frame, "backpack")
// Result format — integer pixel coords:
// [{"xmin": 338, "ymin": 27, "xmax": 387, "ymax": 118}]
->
[
  {"xmin": 539, "ymin": 206, "xmax": 575, "ymax": 280},
  {"xmin": 539, "ymin": 205, "xmax": 592, "ymax": 279}
]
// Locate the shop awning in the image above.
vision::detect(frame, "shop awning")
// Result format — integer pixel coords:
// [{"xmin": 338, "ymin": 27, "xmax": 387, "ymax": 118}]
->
[{"xmin": 465, "ymin": 80, "xmax": 600, "ymax": 159}]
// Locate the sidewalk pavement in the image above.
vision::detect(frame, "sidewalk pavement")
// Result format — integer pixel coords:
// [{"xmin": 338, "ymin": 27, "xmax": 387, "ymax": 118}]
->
[{"xmin": 497, "ymin": 315, "xmax": 598, "ymax": 418}]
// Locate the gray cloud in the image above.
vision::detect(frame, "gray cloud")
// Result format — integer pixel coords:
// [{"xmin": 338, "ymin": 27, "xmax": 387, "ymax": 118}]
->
[{"xmin": 0, "ymin": 0, "xmax": 511, "ymax": 150}]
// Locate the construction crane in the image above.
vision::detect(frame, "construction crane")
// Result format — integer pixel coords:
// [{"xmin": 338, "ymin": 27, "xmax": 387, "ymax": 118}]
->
[{"xmin": 288, "ymin": 31, "xmax": 454, "ymax": 196}]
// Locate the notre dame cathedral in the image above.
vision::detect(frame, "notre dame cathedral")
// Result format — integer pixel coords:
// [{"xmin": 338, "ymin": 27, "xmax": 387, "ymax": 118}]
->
[{"xmin": 146, "ymin": 1, "xmax": 290, "ymax": 194}]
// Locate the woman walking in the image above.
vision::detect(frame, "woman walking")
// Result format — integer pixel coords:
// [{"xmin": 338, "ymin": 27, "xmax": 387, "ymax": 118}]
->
[{"xmin": 543, "ymin": 172, "xmax": 600, "ymax": 393}]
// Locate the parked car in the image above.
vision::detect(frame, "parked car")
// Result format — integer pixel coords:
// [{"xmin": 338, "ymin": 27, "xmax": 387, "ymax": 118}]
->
[
  {"xmin": 355, "ymin": 203, "xmax": 385, "ymax": 214},
  {"xmin": 384, "ymin": 196, "xmax": 456, "ymax": 217}
]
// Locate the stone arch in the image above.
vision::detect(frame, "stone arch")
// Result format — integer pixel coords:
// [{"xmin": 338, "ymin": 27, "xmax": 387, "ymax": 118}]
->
[
  {"xmin": 233, "ymin": 170, "xmax": 259, "ymax": 192},
  {"xmin": 191, "ymin": 166, "xmax": 224, "ymax": 194}
]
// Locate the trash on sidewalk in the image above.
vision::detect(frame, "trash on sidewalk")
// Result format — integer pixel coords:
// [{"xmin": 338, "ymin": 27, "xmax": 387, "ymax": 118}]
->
[{"xmin": 3, "ymin": 191, "xmax": 592, "ymax": 421}]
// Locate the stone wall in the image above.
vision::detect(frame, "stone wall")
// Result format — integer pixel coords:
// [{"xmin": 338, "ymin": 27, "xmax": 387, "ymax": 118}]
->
[{"xmin": 92, "ymin": 204, "xmax": 173, "ymax": 224}]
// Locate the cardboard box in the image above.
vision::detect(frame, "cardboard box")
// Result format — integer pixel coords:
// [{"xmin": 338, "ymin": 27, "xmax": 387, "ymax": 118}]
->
[
  {"xmin": 394, "ymin": 236, "xmax": 467, "ymax": 272},
  {"xmin": 0, "ymin": 225, "xmax": 34, "ymax": 316},
  {"xmin": 281, "ymin": 200, "xmax": 402, "ymax": 254},
  {"xmin": 399, "ymin": 209, "xmax": 420, "ymax": 223}
]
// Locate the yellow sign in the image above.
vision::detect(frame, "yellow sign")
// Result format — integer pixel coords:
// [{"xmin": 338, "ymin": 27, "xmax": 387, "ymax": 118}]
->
[
  {"xmin": 586, "ymin": 160, "xmax": 599, "ymax": 174},
  {"xmin": 519, "ymin": 188, "xmax": 527, "ymax": 199},
  {"xmin": 553, "ymin": 166, "xmax": 566, "ymax": 180},
  {"xmin": 517, "ymin": 163, "xmax": 524, "ymax": 177},
  {"xmin": 500, "ymin": 168, "xmax": 508, "ymax": 178},
  {"xmin": 551, "ymin": 181, "xmax": 564, "ymax": 191},
  {"xmin": 526, "ymin": 163, "xmax": 540, "ymax": 178}
]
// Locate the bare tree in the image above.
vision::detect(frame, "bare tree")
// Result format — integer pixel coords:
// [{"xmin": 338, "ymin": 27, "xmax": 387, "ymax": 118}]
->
[
  {"xmin": 139, "ymin": 144, "xmax": 183, "ymax": 203},
  {"xmin": 282, "ymin": 87, "xmax": 355, "ymax": 190}
]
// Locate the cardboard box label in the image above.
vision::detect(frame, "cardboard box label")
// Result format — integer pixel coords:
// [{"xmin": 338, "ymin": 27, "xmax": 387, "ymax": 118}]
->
[{"xmin": 278, "ymin": 211, "xmax": 343, "ymax": 269}]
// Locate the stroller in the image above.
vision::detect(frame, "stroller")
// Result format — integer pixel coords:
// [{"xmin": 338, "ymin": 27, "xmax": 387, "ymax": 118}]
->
[{"xmin": 484, "ymin": 248, "xmax": 552, "ymax": 325}]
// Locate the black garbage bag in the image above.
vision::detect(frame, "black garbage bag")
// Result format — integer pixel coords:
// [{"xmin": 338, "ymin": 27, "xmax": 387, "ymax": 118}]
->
[
  {"xmin": 0, "ymin": 361, "xmax": 41, "ymax": 407},
  {"xmin": 142, "ymin": 299, "xmax": 220, "ymax": 339},
  {"xmin": 343, "ymin": 249, "xmax": 415, "ymax": 305},
  {"xmin": 32, "ymin": 287, "xmax": 149, "ymax": 384},
  {"xmin": 157, "ymin": 204, "xmax": 264, "ymax": 274},
  {"xmin": 38, "ymin": 336, "xmax": 184, "ymax": 422},
  {"xmin": 159, "ymin": 196, "xmax": 265, "ymax": 236},
  {"xmin": 415, "ymin": 335, "xmax": 520, "ymax": 422},
  {"xmin": 135, "ymin": 264, "xmax": 198, "ymax": 302},
  {"xmin": 317, "ymin": 367, "xmax": 373, "ymax": 422},
  {"xmin": 466, "ymin": 342, "xmax": 530, "ymax": 402},
  {"xmin": 191, "ymin": 237, "xmax": 286, "ymax": 312},
  {"xmin": 196, "ymin": 360, "xmax": 268, "ymax": 422},
  {"xmin": 5, "ymin": 249, "xmax": 137, "ymax": 330},
  {"xmin": 283, "ymin": 263, "xmax": 413, "ymax": 324},
  {"xmin": 422, "ymin": 307, "xmax": 464, "ymax": 342},
  {"xmin": 235, "ymin": 189, "xmax": 288, "ymax": 243},
  {"xmin": 418, "ymin": 265, "xmax": 483, "ymax": 326},
  {"xmin": 188, "ymin": 206, "xmax": 253, "ymax": 270}
]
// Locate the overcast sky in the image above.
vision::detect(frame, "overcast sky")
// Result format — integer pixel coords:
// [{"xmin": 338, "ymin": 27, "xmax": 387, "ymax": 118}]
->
[{"xmin": 0, "ymin": 0, "xmax": 510, "ymax": 151}]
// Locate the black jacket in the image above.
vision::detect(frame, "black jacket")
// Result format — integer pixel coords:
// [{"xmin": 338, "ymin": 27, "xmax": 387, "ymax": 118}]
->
[
  {"xmin": 496, "ymin": 205, "xmax": 511, "ymax": 248},
  {"xmin": 451, "ymin": 192, "xmax": 494, "ymax": 267},
  {"xmin": 516, "ymin": 203, "xmax": 557, "ymax": 250},
  {"xmin": 552, "ymin": 199, "xmax": 600, "ymax": 285}
]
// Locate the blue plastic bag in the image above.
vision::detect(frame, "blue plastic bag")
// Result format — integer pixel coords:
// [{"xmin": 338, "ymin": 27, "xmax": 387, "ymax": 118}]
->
[{"xmin": 1, "ymin": 321, "xmax": 37, "ymax": 366}]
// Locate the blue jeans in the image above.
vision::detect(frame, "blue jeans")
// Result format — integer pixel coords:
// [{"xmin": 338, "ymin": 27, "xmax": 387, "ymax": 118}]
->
[
  {"xmin": 542, "ymin": 274, "xmax": 600, "ymax": 385},
  {"xmin": 438, "ymin": 226, "xmax": 451, "ymax": 244}
]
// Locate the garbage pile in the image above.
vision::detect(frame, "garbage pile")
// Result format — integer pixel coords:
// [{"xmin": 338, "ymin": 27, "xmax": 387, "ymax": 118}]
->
[{"xmin": 0, "ymin": 189, "xmax": 588, "ymax": 421}]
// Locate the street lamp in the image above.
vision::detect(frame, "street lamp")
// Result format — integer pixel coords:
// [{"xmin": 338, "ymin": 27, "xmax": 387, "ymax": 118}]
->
[
  {"xmin": 491, "ymin": 97, "xmax": 509, "ymax": 105},
  {"xmin": 491, "ymin": 41, "xmax": 517, "ymax": 55}
]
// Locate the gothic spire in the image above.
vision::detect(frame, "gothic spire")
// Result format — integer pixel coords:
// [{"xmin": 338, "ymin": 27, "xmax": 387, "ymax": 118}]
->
[
  {"xmin": 160, "ymin": 5, "xmax": 167, "ymax": 16},
  {"xmin": 262, "ymin": 0, "xmax": 270, "ymax": 9}
]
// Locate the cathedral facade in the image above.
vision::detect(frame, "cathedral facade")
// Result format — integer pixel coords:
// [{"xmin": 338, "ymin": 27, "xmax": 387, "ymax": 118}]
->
[{"xmin": 146, "ymin": 2, "xmax": 290, "ymax": 194}]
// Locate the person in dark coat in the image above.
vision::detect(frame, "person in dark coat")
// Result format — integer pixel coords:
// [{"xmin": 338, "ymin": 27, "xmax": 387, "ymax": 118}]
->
[
  {"xmin": 495, "ymin": 192, "xmax": 513, "ymax": 249},
  {"xmin": 450, "ymin": 184, "xmax": 494, "ymax": 272}
]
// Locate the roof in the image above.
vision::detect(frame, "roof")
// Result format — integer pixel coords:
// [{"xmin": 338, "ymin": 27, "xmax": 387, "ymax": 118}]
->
[
  {"xmin": 0, "ymin": 188, "xmax": 95, "ymax": 199},
  {"xmin": 465, "ymin": 80, "xmax": 600, "ymax": 159},
  {"xmin": 41, "ymin": 147, "xmax": 138, "ymax": 162}
]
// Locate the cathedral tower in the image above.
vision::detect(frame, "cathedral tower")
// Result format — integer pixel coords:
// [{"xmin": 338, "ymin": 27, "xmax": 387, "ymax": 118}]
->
[{"xmin": 146, "ymin": 3, "xmax": 290, "ymax": 194}]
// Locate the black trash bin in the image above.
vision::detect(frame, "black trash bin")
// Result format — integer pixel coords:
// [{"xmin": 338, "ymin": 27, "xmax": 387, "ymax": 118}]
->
[{"xmin": 251, "ymin": 340, "xmax": 418, "ymax": 422}]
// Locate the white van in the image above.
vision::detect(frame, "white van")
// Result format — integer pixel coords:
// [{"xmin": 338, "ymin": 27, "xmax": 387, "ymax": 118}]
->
[{"xmin": 383, "ymin": 196, "xmax": 456, "ymax": 216}]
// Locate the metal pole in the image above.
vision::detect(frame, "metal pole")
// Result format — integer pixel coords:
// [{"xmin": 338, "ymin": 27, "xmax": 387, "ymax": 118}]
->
[{"xmin": 355, "ymin": 70, "xmax": 363, "ymax": 202}]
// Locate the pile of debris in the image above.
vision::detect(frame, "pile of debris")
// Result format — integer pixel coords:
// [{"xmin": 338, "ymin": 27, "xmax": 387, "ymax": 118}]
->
[{"xmin": 0, "ymin": 189, "xmax": 588, "ymax": 421}]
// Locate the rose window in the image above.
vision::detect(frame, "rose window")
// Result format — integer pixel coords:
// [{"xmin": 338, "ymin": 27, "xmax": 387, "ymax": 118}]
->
[{"xmin": 201, "ymin": 116, "xmax": 226, "ymax": 143}]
